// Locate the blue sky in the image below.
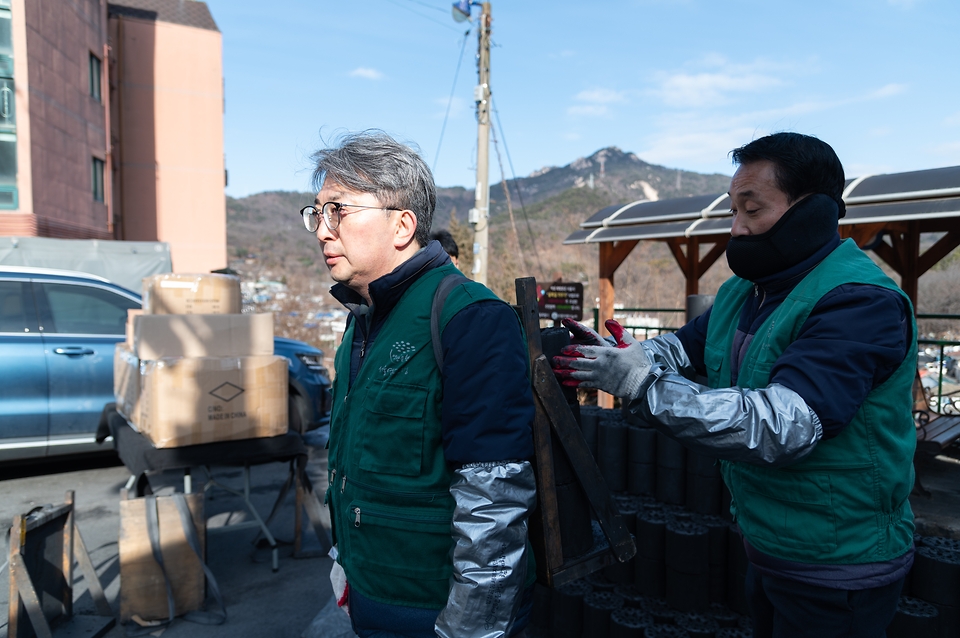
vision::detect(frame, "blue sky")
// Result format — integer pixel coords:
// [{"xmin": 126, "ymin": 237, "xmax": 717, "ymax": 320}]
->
[{"xmin": 207, "ymin": 0, "xmax": 960, "ymax": 198}]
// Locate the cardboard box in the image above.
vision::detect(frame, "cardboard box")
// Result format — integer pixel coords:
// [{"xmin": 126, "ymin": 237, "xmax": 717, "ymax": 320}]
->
[
  {"xmin": 113, "ymin": 343, "xmax": 141, "ymax": 429},
  {"xmin": 139, "ymin": 355, "xmax": 288, "ymax": 448},
  {"xmin": 134, "ymin": 313, "xmax": 274, "ymax": 360},
  {"xmin": 119, "ymin": 493, "xmax": 205, "ymax": 622},
  {"xmin": 126, "ymin": 309, "xmax": 142, "ymax": 348},
  {"xmin": 142, "ymin": 273, "xmax": 242, "ymax": 315}
]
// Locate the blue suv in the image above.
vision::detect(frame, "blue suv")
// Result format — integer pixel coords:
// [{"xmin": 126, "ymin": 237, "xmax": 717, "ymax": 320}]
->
[{"xmin": 0, "ymin": 266, "xmax": 331, "ymax": 464}]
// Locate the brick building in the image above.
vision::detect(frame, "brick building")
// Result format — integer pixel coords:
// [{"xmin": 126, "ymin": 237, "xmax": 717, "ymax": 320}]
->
[{"xmin": 0, "ymin": 0, "xmax": 226, "ymax": 273}]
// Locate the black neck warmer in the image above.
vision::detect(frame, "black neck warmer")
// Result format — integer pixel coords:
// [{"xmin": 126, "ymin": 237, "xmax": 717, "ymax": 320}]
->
[{"xmin": 726, "ymin": 193, "xmax": 841, "ymax": 282}]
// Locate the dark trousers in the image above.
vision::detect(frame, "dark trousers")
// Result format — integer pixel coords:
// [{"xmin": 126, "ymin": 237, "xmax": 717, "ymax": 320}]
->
[
  {"xmin": 746, "ymin": 563, "xmax": 904, "ymax": 638},
  {"xmin": 350, "ymin": 584, "xmax": 534, "ymax": 638}
]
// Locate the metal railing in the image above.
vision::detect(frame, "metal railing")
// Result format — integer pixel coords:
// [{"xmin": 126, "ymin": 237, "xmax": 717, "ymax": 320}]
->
[{"xmin": 592, "ymin": 308, "xmax": 960, "ymax": 416}]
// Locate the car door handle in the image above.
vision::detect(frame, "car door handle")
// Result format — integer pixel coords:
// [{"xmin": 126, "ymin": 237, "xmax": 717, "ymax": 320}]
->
[{"xmin": 53, "ymin": 347, "xmax": 96, "ymax": 356}]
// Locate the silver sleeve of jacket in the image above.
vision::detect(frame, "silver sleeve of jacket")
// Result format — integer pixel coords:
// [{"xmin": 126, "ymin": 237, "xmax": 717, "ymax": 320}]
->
[
  {"xmin": 434, "ymin": 460, "xmax": 536, "ymax": 638},
  {"xmin": 630, "ymin": 368, "xmax": 823, "ymax": 466},
  {"xmin": 640, "ymin": 332, "xmax": 697, "ymax": 379}
]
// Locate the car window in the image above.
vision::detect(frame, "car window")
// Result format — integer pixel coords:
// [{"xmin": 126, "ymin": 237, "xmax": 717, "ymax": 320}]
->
[
  {"xmin": 37, "ymin": 282, "xmax": 138, "ymax": 335},
  {"xmin": 0, "ymin": 280, "xmax": 38, "ymax": 333}
]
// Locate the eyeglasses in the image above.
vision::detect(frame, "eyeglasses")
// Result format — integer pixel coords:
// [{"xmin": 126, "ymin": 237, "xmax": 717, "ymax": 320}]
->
[{"xmin": 299, "ymin": 202, "xmax": 402, "ymax": 232}]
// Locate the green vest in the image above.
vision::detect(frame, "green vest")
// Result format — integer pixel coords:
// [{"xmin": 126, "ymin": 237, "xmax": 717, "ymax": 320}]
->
[
  {"xmin": 707, "ymin": 239, "xmax": 916, "ymax": 564},
  {"xmin": 327, "ymin": 263, "xmax": 502, "ymax": 608}
]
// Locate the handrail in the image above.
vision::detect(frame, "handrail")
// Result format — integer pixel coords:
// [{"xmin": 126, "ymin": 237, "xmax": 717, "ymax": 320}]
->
[{"xmin": 590, "ymin": 307, "xmax": 960, "ymax": 416}]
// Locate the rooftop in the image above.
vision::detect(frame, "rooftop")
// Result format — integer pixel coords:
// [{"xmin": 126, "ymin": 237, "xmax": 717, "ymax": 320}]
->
[{"xmin": 108, "ymin": 0, "xmax": 219, "ymax": 31}]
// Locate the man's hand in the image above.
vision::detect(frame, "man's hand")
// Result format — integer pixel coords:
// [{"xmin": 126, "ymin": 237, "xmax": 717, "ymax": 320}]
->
[
  {"xmin": 561, "ymin": 318, "xmax": 611, "ymax": 348},
  {"xmin": 552, "ymin": 320, "xmax": 652, "ymax": 399}
]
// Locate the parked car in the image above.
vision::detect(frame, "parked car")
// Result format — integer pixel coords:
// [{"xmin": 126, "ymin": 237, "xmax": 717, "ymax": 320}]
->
[{"xmin": 0, "ymin": 266, "xmax": 331, "ymax": 464}]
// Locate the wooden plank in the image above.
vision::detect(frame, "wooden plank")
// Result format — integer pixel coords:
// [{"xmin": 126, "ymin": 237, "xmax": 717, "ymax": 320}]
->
[
  {"xmin": 919, "ymin": 416, "xmax": 960, "ymax": 441},
  {"xmin": 8, "ymin": 514, "xmax": 24, "ymax": 638},
  {"xmin": 532, "ymin": 356, "xmax": 636, "ymax": 564},
  {"xmin": 73, "ymin": 522, "xmax": 113, "ymax": 616},
  {"xmin": 515, "ymin": 278, "xmax": 564, "ymax": 583},
  {"xmin": 11, "ymin": 554, "xmax": 54, "ymax": 638},
  {"xmin": 119, "ymin": 493, "xmax": 205, "ymax": 622},
  {"xmin": 62, "ymin": 492, "xmax": 74, "ymax": 619},
  {"xmin": 21, "ymin": 503, "xmax": 71, "ymax": 533},
  {"xmin": 550, "ymin": 544, "xmax": 618, "ymax": 588}
]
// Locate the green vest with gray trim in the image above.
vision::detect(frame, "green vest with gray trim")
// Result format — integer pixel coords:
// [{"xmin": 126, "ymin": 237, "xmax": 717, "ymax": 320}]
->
[
  {"xmin": 327, "ymin": 263, "xmax": 499, "ymax": 609},
  {"xmin": 707, "ymin": 239, "xmax": 916, "ymax": 564}
]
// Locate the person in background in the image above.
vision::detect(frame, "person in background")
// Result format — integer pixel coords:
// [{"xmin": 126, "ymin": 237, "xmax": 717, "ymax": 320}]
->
[
  {"xmin": 431, "ymin": 229, "xmax": 460, "ymax": 269},
  {"xmin": 553, "ymin": 132, "xmax": 916, "ymax": 638},
  {"xmin": 301, "ymin": 130, "xmax": 536, "ymax": 638}
]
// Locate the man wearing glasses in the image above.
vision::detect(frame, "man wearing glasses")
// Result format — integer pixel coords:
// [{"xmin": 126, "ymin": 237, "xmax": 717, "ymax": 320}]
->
[{"xmin": 302, "ymin": 131, "xmax": 536, "ymax": 638}]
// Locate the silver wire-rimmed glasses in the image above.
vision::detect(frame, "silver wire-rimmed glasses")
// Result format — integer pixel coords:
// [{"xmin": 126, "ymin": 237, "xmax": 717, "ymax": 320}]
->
[{"xmin": 299, "ymin": 202, "xmax": 402, "ymax": 232}]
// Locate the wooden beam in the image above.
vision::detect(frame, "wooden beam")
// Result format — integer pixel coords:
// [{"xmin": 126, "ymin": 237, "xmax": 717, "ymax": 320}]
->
[
  {"xmin": 901, "ymin": 221, "xmax": 920, "ymax": 308},
  {"xmin": 665, "ymin": 238, "xmax": 689, "ymax": 277},
  {"xmin": 918, "ymin": 230, "xmax": 960, "ymax": 277},
  {"xmin": 515, "ymin": 278, "xmax": 564, "ymax": 579},
  {"xmin": 840, "ymin": 222, "xmax": 886, "ymax": 248},
  {"xmin": 597, "ymin": 240, "xmax": 639, "ymax": 409},
  {"xmin": 918, "ymin": 217, "xmax": 960, "ymax": 234},
  {"xmin": 598, "ymin": 240, "xmax": 640, "ymax": 278},
  {"xmin": 598, "ymin": 240, "xmax": 639, "ymax": 335},
  {"xmin": 698, "ymin": 238, "xmax": 729, "ymax": 278},
  {"xmin": 63, "ymin": 491, "xmax": 75, "ymax": 618},
  {"xmin": 687, "ymin": 236, "xmax": 701, "ymax": 296},
  {"xmin": 873, "ymin": 239, "xmax": 902, "ymax": 275},
  {"xmin": 532, "ymin": 356, "xmax": 635, "ymax": 565}
]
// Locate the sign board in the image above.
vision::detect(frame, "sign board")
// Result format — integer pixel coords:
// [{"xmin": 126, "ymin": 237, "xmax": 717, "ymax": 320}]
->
[{"xmin": 538, "ymin": 282, "xmax": 584, "ymax": 321}]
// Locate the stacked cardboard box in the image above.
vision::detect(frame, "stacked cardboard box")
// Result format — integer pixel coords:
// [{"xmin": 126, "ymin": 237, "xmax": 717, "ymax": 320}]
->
[{"xmin": 114, "ymin": 274, "xmax": 288, "ymax": 448}]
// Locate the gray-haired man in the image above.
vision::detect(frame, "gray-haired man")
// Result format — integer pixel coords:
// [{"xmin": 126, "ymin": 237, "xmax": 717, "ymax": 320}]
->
[{"xmin": 300, "ymin": 130, "xmax": 537, "ymax": 638}]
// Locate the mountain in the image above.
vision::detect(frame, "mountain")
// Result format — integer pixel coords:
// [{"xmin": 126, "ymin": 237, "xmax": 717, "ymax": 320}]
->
[
  {"xmin": 432, "ymin": 146, "xmax": 731, "ymax": 226},
  {"xmin": 224, "ymin": 147, "xmax": 735, "ymax": 341}
]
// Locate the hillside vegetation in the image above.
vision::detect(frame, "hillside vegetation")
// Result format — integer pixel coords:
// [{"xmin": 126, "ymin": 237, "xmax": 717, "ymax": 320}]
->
[{"xmin": 225, "ymin": 146, "xmax": 960, "ymax": 348}]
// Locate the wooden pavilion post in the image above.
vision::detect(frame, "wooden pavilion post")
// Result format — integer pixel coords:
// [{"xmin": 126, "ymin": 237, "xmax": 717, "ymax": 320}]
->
[{"xmin": 597, "ymin": 240, "xmax": 639, "ymax": 407}]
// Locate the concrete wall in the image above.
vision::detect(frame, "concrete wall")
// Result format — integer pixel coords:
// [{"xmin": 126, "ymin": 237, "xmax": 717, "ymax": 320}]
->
[
  {"xmin": 0, "ymin": 0, "xmax": 35, "ymax": 235},
  {"xmin": 22, "ymin": 0, "xmax": 110, "ymax": 239},
  {"xmin": 110, "ymin": 14, "xmax": 225, "ymax": 273}
]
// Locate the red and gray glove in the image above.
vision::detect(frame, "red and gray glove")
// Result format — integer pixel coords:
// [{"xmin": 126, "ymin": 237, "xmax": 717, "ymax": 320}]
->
[
  {"xmin": 552, "ymin": 319, "xmax": 652, "ymax": 400},
  {"xmin": 561, "ymin": 317, "xmax": 612, "ymax": 348}
]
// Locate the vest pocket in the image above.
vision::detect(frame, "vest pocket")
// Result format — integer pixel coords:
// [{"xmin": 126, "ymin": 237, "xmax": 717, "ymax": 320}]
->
[
  {"xmin": 738, "ymin": 468, "xmax": 837, "ymax": 554},
  {"xmin": 345, "ymin": 500, "xmax": 452, "ymax": 581},
  {"xmin": 704, "ymin": 342, "xmax": 725, "ymax": 386},
  {"xmin": 360, "ymin": 381, "xmax": 429, "ymax": 476}
]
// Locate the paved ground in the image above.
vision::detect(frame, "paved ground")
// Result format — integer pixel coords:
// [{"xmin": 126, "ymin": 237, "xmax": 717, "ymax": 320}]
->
[
  {"xmin": 0, "ymin": 430, "xmax": 350, "ymax": 638},
  {"xmin": 3, "ymin": 439, "xmax": 960, "ymax": 637}
]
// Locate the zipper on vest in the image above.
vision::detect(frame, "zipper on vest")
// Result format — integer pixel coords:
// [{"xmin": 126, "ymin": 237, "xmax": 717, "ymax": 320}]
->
[
  {"xmin": 351, "ymin": 505, "xmax": 450, "ymax": 528},
  {"xmin": 341, "ymin": 473, "xmax": 348, "ymax": 493},
  {"xmin": 754, "ymin": 284, "xmax": 767, "ymax": 309}
]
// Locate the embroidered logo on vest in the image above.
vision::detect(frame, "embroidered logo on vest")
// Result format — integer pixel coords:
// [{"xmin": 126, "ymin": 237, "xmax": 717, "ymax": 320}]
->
[{"xmin": 381, "ymin": 341, "xmax": 416, "ymax": 377}]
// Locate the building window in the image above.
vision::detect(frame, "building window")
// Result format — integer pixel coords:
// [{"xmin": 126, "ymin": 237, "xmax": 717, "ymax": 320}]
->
[
  {"xmin": 92, "ymin": 157, "xmax": 104, "ymax": 201},
  {"xmin": 89, "ymin": 53, "xmax": 101, "ymax": 102}
]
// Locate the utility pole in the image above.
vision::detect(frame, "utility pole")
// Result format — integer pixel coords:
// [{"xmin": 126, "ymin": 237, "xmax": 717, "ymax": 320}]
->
[{"xmin": 469, "ymin": 2, "xmax": 492, "ymax": 284}]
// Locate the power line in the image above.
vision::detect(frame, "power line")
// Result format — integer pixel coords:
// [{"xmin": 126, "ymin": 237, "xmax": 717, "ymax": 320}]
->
[
  {"xmin": 433, "ymin": 28, "xmax": 471, "ymax": 171},
  {"xmin": 400, "ymin": 0, "xmax": 450, "ymax": 14},
  {"xmin": 382, "ymin": 0, "xmax": 464, "ymax": 33},
  {"xmin": 491, "ymin": 97, "xmax": 545, "ymax": 281},
  {"xmin": 490, "ymin": 122, "xmax": 529, "ymax": 275}
]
